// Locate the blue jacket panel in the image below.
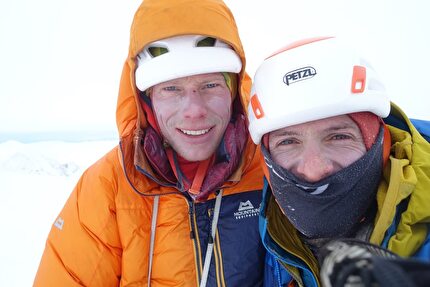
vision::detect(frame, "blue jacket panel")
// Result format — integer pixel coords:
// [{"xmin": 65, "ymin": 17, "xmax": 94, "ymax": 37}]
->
[{"xmin": 196, "ymin": 190, "xmax": 265, "ymax": 286}]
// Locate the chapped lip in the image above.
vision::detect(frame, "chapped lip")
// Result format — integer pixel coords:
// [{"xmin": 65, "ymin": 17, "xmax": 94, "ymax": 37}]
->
[{"xmin": 178, "ymin": 127, "xmax": 213, "ymax": 136}]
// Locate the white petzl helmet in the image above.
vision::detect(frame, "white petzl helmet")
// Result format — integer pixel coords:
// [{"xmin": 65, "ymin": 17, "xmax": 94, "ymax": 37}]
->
[
  {"xmin": 135, "ymin": 35, "xmax": 242, "ymax": 92},
  {"xmin": 248, "ymin": 36, "xmax": 391, "ymax": 144}
]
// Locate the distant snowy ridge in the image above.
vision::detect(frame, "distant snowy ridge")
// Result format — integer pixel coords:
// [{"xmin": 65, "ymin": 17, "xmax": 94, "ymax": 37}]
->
[
  {"xmin": 0, "ymin": 140, "xmax": 118, "ymax": 177},
  {"xmin": 1, "ymin": 152, "xmax": 79, "ymax": 176},
  {"xmin": 0, "ymin": 130, "xmax": 118, "ymax": 143}
]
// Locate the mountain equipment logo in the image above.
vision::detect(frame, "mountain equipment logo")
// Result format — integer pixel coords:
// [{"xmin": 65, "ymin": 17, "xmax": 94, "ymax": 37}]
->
[
  {"xmin": 234, "ymin": 200, "xmax": 260, "ymax": 220},
  {"xmin": 283, "ymin": 66, "xmax": 316, "ymax": 86},
  {"xmin": 238, "ymin": 200, "xmax": 254, "ymax": 211}
]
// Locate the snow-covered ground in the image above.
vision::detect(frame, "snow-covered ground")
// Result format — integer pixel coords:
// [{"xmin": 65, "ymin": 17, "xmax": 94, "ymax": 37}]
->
[{"xmin": 0, "ymin": 139, "xmax": 118, "ymax": 286}]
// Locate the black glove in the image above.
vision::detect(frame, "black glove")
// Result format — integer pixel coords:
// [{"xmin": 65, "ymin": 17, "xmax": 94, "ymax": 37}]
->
[{"xmin": 319, "ymin": 238, "xmax": 430, "ymax": 287}]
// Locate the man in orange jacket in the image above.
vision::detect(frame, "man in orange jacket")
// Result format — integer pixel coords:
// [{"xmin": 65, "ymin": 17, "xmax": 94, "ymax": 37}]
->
[{"xmin": 34, "ymin": 1, "xmax": 264, "ymax": 286}]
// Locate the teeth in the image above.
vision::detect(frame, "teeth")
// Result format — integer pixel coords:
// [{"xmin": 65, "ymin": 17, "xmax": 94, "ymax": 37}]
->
[{"xmin": 180, "ymin": 128, "xmax": 210, "ymax": 136}]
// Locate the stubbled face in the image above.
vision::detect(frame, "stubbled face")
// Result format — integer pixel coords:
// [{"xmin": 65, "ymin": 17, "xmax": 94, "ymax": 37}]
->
[
  {"xmin": 268, "ymin": 115, "xmax": 366, "ymax": 183},
  {"xmin": 151, "ymin": 73, "xmax": 232, "ymax": 161}
]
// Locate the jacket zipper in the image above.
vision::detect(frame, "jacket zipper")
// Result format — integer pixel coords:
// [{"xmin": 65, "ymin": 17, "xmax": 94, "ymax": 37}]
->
[{"xmin": 187, "ymin": 198, "xmax": 203, "ymax": 285}]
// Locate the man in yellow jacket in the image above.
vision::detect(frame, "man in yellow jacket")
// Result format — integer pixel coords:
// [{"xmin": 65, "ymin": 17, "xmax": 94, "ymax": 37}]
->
[
  {"xmin": 34, "ymin": 1, "xmax": 264, "ymax": 286},
  {"xmin": 247, "ymin": 37, "xmax": 430, "ymax": 286}
]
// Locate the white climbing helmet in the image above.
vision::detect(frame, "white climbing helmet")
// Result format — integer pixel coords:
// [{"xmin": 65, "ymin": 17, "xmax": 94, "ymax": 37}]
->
[
  {"xmin": 135, "ymin": 35, "xmax": 242, "ymax": 92},
  {"xmin": 248, "ymin": 37, "xmax": 391, "ymax": 144}
]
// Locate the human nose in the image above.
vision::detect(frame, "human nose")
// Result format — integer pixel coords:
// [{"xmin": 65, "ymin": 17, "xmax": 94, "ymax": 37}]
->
[
  {"xmin": 182, "ymin": 89, "xmax": 207, "ymax": 118},
  {"xmin": 294, "ymin": 145, "xmax": 335, "ymax": 183}
]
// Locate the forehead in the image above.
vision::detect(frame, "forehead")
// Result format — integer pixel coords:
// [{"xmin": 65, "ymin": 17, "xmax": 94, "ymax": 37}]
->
[
  {"xmin": 270, "ymin": 115, "xmax": 359, "ymax": 136},
  {"xmin": 156, "ymin": 72, "xmax": 224, "ymax": 86}
]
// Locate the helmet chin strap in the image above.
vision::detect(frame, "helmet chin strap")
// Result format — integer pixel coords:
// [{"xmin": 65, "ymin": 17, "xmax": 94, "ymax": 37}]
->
[
  {"xmin": 140, "ymin": 89, "xmax": 162, "ymax": 137},
  {"xmin": 188, "ymin": 156, "xmax": 213, "ymax": 197},
  {"xmin": 165, "ymin": 147, "xmax": 213, "ymax": 199}
]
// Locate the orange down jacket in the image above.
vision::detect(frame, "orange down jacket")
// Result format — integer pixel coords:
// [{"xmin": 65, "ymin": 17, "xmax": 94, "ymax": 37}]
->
[{"xmin": 33, "ymin": 0, "xmax": 264, "ymax": 286}]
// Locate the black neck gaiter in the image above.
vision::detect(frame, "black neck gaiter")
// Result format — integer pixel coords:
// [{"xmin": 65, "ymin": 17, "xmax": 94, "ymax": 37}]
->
[{"xmin": 262, "ymin": 128, "xmax": 384, "ymax": 239}]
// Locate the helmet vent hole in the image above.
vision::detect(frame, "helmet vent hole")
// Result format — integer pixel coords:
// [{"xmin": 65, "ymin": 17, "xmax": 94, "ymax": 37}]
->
[
  {"xmin": 148, "ymin": 46, "xmax": 169, "ymax": 58},
  {"xmin": 196, "ymin": 37, "xmax": 216, "ymax": 47}
]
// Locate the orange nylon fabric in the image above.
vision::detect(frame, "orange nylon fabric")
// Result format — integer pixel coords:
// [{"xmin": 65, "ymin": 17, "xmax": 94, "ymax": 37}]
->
[{"xmin": 34, "ymin": 0, "xmax": 263, "ymax": 286}]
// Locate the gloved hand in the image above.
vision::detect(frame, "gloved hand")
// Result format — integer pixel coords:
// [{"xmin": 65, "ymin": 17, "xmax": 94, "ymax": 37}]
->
[{"xmin": 319, "ymin": 238, "xmax": 430, "ymax": 287}]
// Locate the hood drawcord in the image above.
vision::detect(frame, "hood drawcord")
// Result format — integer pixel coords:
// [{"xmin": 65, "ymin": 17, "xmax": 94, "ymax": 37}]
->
[
  {"xmin": 200, "ymin": 189, "xmax": 223, "ymax": 287},
  {"xmin": 147, "ymin": 195, "xmax": 160, "ymax": 286},
  {"xmin": 147, "ymin": 191, "xmax": 222, "ymax": 287}
]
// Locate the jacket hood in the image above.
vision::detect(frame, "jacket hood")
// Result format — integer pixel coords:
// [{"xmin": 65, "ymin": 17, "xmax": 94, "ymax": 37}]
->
[
  {"xmin": 115, "ymin": 0, "xmax": 256, "ymax": 196},
  {"xmin": 371, "ymin": 102, "xmax": 430, "ymax": 256},
  {"xmin": 116, "ymin": 0, "xmax": 251, "ymax": 138}
]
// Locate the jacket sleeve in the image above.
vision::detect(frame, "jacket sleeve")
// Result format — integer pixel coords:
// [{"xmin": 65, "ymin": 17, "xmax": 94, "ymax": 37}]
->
[
  {"xmin": 414, "ymin": 229, "xmax": 430, "ymax": 262},
  {"xmin": 34, "ymin": 150, "xmax": 122, "ymax": 287}
]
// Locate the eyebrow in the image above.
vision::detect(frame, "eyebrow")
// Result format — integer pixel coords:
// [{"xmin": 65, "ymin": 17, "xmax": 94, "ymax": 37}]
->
[
  {"xmin": 199, "ymin": 76, "xmax": 225, "ymax": 82},
  {"xmin": 323, "ymin": 124, "xmax": 358, "ymax": 132},
  {"xmin": 271, "ymin": 130, "xmax": 301, "ymax": 137},
  {"xmin": 161, "ymin": 75, "xmax": 224, "ymax": 86},
  {"xmin": 272, "ymin": 123, "xmax": 358, "ymax": 138}
]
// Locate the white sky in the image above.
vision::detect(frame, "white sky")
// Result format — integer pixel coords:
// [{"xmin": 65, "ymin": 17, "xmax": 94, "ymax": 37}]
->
[{"xmin": 0, "ymin": 0, "xmax": 429, "ymax": 134}]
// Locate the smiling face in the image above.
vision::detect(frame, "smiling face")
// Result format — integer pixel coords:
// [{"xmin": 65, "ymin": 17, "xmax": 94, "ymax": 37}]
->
[
  {"xmin": 268, "ymin": 115, "xmax": 367, "ymax": 183},
  {"xmin": 151, "ymin": 73, "xmax": 232, "ymax": 161}
]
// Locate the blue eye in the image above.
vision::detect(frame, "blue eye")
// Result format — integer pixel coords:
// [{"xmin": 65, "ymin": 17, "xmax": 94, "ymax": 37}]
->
[
  {"xmin": 205, "ymin": 83, "xmax": 219, "ymax": 88},
  {"xmin": 331, "ymin": 134, "xmax": 351, "ymax": 140},
  {"xmin": 163, "ymin": 86, "xmax": 178, "ymax": 91},
  {"xmin": 280, "ymin": 139, "xmax": 297, "ymax": 145}
]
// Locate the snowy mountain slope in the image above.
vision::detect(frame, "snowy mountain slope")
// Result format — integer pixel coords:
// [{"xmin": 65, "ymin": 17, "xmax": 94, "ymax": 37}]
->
[{"xmin": 0, "ymin": 140, "xmax": 117, "ymax": 287}]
